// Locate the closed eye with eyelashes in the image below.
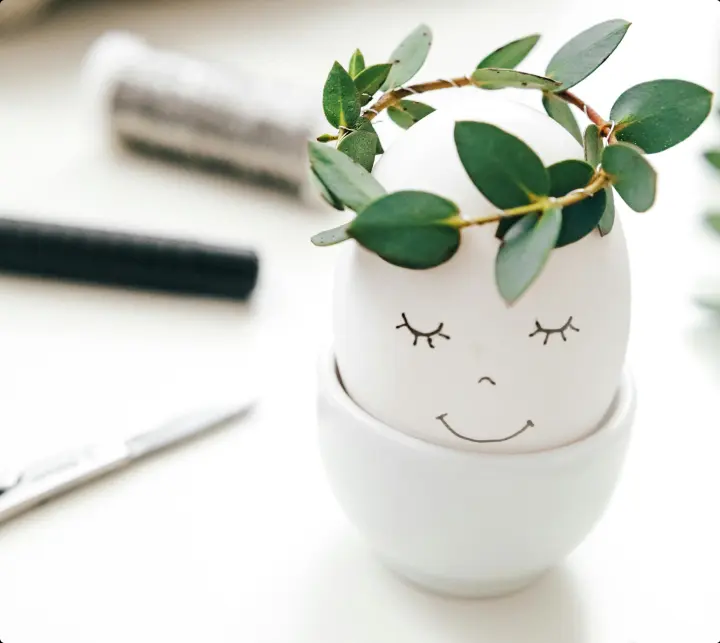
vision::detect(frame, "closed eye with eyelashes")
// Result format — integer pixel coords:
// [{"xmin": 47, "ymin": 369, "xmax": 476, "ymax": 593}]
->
[
  {"xmin": 529, "ymin": 316, "xmax": 579, "ymax": 345},
  {"xmin": 396, "ymin": 313, "xmax": 450, "ymax": 348},
  {"xmin": 394, "ymin": 312, "xmax": 579, "ymax": 348}
]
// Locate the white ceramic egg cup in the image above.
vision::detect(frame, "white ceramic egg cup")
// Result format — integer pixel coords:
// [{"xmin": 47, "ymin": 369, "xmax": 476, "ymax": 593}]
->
[{"xmin": 318, "ymin": 348, "xmax": 635, "ymax": 599}]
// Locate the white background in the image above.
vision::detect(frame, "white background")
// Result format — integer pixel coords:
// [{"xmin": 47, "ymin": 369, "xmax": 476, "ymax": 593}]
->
[{"xmin": 1, "ymin": 0, "xmax": 720, "ymax": 640}]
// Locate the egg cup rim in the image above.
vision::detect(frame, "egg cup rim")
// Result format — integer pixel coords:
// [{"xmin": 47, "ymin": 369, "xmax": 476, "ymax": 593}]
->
[{"xmin": 319, "ymin": 346, "xmax": 635, "ymax": 464}]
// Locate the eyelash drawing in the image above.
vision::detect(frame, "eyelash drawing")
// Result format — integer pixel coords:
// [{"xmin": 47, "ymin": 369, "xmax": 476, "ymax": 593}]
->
[
  {"xmin": 529, "ymin": 317, "xmax": 579, "ymax": 345},
  {"xmin": 396, "ymin": 313, "xmax": 450, "ymax": 348}
]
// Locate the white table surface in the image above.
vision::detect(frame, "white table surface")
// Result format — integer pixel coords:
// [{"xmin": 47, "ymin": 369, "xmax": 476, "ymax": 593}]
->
[{"xmin": 1, "ymin": 0, "xmax": 720, "ymax": 640}]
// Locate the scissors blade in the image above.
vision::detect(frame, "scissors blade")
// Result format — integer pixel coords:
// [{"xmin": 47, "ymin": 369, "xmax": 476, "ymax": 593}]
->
[
  {"xmin": 124, "ymin": 401, "xmax": 255, "ymax": 460},
  {"xmin": 0, "ymin": 399, "xmax": 256, "ymax": 525}
]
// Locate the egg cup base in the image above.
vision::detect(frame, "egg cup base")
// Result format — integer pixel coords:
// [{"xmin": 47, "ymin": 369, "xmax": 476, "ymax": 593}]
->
[
  {"xmin": 318, "ymin": 347, "xmax": 636, "ymax": 599},
  {"xmin": 380, "ymin": 554, "xmax": 550, "ymax": 598}
]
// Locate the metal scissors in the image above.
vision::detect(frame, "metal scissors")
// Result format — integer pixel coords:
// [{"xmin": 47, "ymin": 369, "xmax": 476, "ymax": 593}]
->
[{"xmin": 0, "ymin": 400, "xmax": 255, "ymax": 525}]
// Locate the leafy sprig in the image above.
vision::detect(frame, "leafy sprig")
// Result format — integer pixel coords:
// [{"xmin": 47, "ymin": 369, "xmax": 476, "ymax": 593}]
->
[{"xmin": 311, "ymin": 20, "xmax": 713, "ymax": 304}]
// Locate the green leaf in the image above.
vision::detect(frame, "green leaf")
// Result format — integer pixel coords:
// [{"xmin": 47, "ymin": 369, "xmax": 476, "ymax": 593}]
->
[
  {"xmin": 611, "ymin": 80, "xmax": 713, "ymax": 153},
  {"xmin": 349, "ymin": 49, "xmax": 366, "ymax": 78},
  {"xmin": 704, "ymin": 150, "xmax": 720, "ymax": 171},
  {"xmin": 704, "ymin": 212, "xmax": 720, "ymax": 235},
  {"xmin": 548, "ymin": 159, "xmax": 606, "ymax": 246},
  {"xmin": 356, "ymin": 117, "xmax": 384, "ymax": 154},
  {"xmin": 597, "ymin": 188, "xmax": 615, "ymax": 236},
  {"xmin": 696, "ymin": 294, "xmax": 720, "ymax": 313},
  {"xmin": 316, "ymin": 133, "xmax": 338, "ymax": 143},
  {"xmin": 542, "ymin": 92, "xmax": 582, "ymax": 143},
  {"xmin": 323, "ymin": 62, "xmax": 361, "ymax": 129},
  {"xmin": 387, "ymin": 99, "xmax": 436, "ymax": 129},
  {"xmin": 312, "ymin": 223, "xmax": 351, "ymax": 246},
  {"xmin": 495, "ymin": 208, "xmax": 562, "ymax": 304},
  {"xmin": 548, "ymin": 160, "xmax": 593, "ymax": 198},
  {"xmin": 308, "ymin": 142, "xmax": 386, "ymax": 212},
  {"xmin": 454, "ymin": 121, "xmax": 550, "ymax": 209},
  {"xmin": 602, "ymin": 142, "xmax": 656, "ymax": 212},
  {"xmin": 588, "ymin": 126, "xmax": 615, "ymax": 235},
  {"xmin": 477, "ymin": 34, "xmax": 540, "ymax": 70},
  {"xmin": 309, "ymin": 169, "xmax": 344, "ymax": 211},
  {"xmin": 546, "ymin": 19, "xmax": 631, "ymax": 91},
  {"xmin": 337, "ymin": 130, "xmax": 378, "ymax": 172},
  {"xmin": 496, "ymin": 159, "xmax": 611, "ymax": 242},
  {"xmin": 471, "ymin": 68, "xmax": 561, "ymax": 91},
  {"xmin": 354, "ymin": 63, "xmax": 393, "ymax": 105},
  {"xmin": 583, "ymin": 124, "xmax": 603, "ymax": 166},
  {"xmin": 382, "ymin": 24, "xmax": 433, "ymax": 91},
  {"xmin": 495, "ymin": 216, "xmax": 518, "ymax": 240},
  {"xmin": 347, "ymin": 191, "xmax": 460, "ymax": 269}
]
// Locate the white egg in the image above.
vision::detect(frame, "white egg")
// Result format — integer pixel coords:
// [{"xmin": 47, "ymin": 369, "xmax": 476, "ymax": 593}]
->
[{"xmin": 333, "ymin": 91, "xmax": 631, "ymax": 453}]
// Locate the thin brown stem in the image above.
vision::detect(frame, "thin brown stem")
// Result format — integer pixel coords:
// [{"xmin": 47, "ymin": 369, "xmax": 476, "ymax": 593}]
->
[
  {"xmin": 450, "ymin": 171, "xmax": 611, "ymax": 228},
  {"xmin": 363, "ymin": 76, "xmax": 473, "ymax": 121},
  {"xmin": 555, "ymin": 90, "xmax": 617, "ymax": 143},
  {"xmin": 363, "ymin": 76, "xmax": 616, "ymax": 142}
]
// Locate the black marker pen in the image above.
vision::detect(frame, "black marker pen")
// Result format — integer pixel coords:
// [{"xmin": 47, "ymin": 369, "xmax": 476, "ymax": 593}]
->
[{"xmin": 0, "ymin": 216, "xmax": 259, "ymax": 301}]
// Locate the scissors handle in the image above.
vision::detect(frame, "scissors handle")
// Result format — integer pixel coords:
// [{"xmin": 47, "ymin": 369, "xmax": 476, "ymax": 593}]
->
[{"xmin": 0, "ymin": 443, "xmax": 131, "ymax": 525}]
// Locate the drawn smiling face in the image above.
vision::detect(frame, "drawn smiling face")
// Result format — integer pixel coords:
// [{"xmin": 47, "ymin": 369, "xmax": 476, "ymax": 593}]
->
[{"xmin": 332, "ymin": 95, "xmax": 631, "ymax": 453}]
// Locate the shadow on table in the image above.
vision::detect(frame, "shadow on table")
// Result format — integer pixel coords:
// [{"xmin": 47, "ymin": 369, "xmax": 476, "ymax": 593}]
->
[{"xmin": 298, "ymin": 534, "xmax": 589, "ymax": 643}]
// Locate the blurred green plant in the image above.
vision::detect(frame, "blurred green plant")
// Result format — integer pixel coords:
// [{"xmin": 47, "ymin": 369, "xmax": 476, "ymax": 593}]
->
[
  {"xmin": 698, "ymin": 140, "xmax": 720, "ymax": 310},
  {"xmin": 309, "ymin": 20, "xmax": 712, "ymax": 304}
]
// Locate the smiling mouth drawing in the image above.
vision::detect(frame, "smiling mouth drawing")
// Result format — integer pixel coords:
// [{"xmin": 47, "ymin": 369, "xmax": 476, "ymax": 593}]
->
[{"xmin": 436, "ymin": 414, "xmax": 535, "ymax": 444}]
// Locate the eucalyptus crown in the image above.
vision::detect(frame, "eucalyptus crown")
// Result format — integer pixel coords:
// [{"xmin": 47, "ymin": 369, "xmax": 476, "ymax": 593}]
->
[{"xmin": 309, "ymin": 20, "xmax": 713, "ymax": 304}]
